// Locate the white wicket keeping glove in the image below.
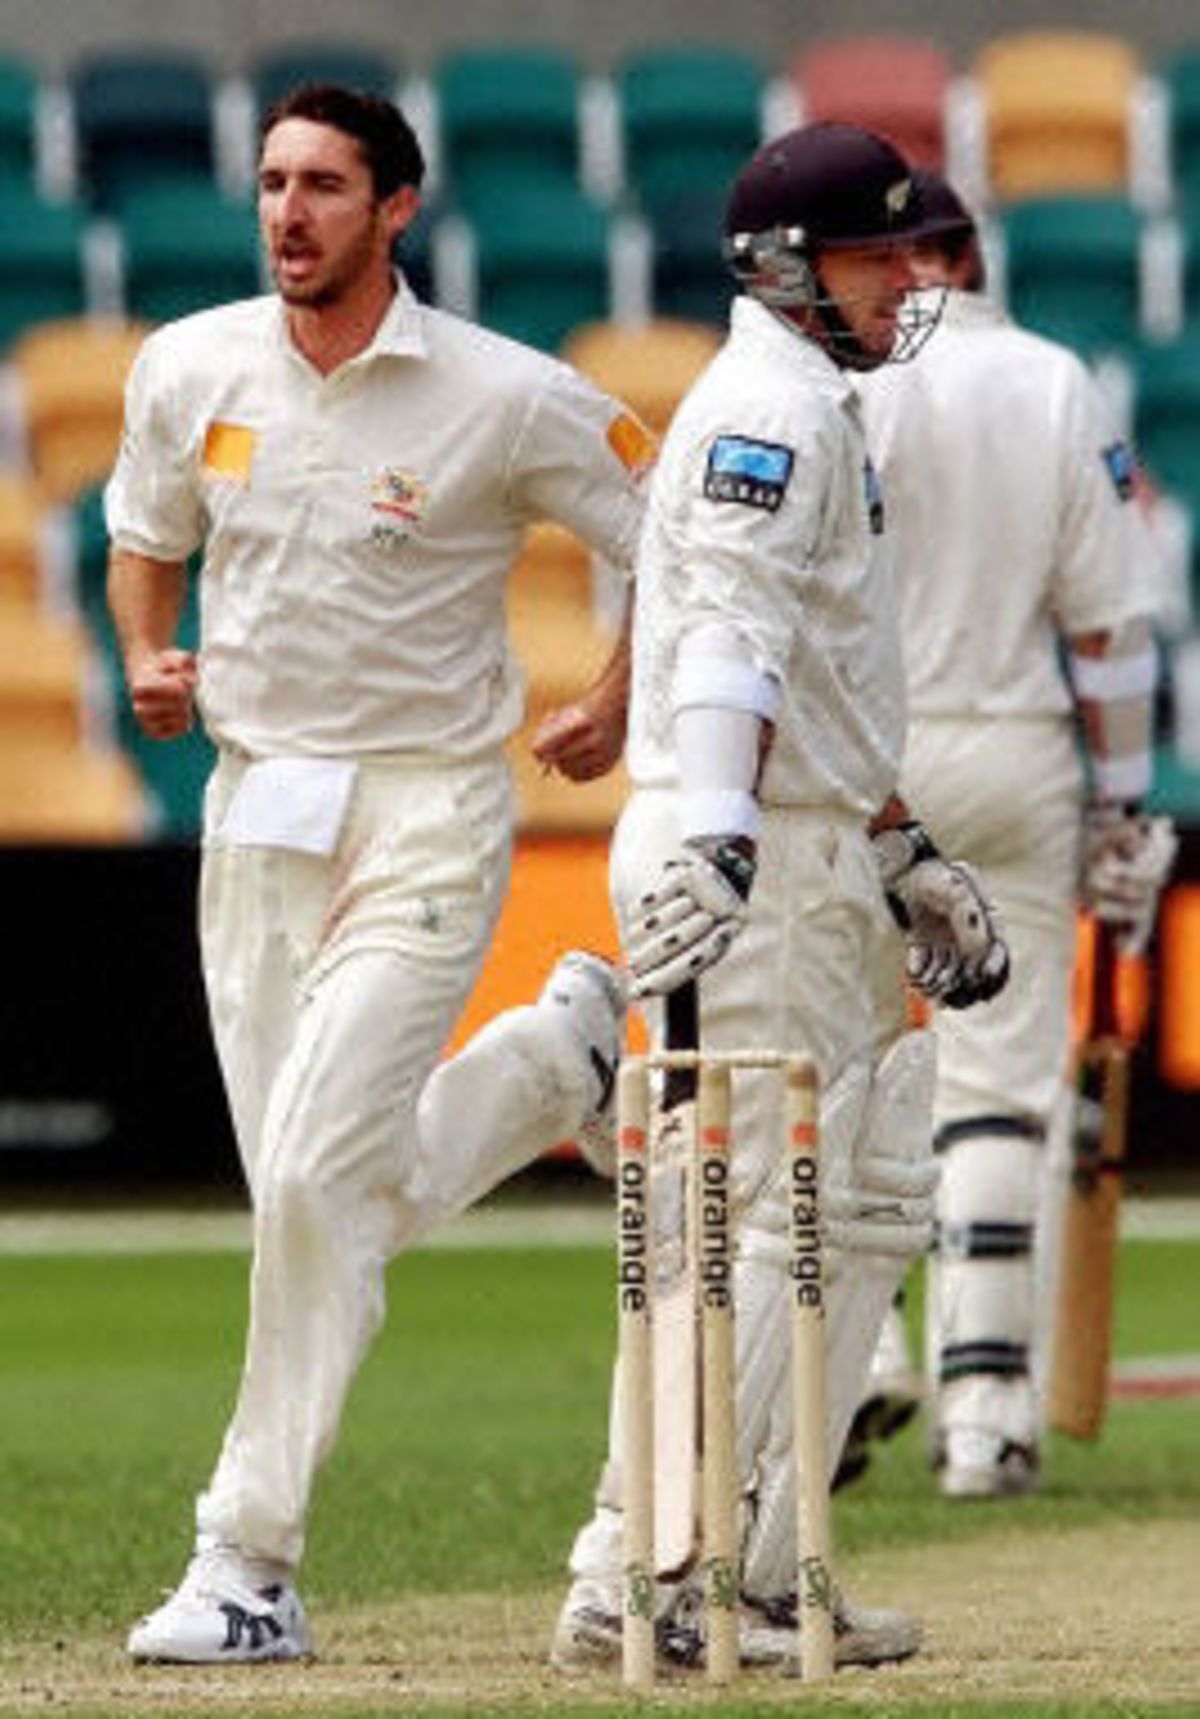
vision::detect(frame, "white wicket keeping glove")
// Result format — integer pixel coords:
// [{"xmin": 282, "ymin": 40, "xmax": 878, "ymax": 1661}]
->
[
  {"xmin": 1081, "ymin": 803, "xmax": 1177, "ymax": 955},
  {"xmin": 626, "ymin": 836, "xmax": 756, "ymax": 998},
  {"xmin": 872, "ymin": 821, "xmax": 1010, "ymax": 1009}
]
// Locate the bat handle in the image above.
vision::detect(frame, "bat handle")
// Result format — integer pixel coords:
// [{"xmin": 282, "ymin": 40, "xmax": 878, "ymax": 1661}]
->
[
  {"xmin": 1091, "ymin": 921, "xmax": 1120, "ymax": 1041},
  {"xmin": 664, "ymin": 980, "xmax": 699, "ymax": 1109}
]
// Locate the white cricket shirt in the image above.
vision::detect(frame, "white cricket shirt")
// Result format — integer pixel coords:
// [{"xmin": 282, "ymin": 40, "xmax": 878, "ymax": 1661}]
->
[
  {"xmin": 106, "ymin": 278, "xmax": 649, "ymax": 758},
  {"xmin": 626, "ymin": 294, "xmax": 906, "ymax": 819},
  {"xmin": 860, "ymin": 291, "xmax": 1151, "ymax": 717}
]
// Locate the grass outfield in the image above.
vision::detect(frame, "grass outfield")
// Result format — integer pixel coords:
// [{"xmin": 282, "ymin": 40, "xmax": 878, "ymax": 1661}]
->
[{"xmin": 0, "ymin": 1217, "xmax": 1197, "ymax": 1716}]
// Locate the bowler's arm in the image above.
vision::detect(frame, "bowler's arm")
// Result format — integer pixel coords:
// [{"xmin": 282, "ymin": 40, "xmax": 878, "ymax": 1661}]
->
[{"xmin": 107, "ymin": 547, "xmax": 197, "ymax": 741}]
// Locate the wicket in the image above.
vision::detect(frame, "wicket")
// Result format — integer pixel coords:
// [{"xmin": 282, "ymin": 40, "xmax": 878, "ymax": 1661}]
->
[{"xmin": 616, "ymin": 1049, "xmax": 833, "ymax": 1690}]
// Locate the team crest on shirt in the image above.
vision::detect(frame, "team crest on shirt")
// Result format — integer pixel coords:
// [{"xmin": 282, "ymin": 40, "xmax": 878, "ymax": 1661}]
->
[
  {"xmin": 863, "ymin": 457, "xmax": 885, "ymax": 534},
  {"xmin": 368, "ymin": 467, "xmax": 428, "ymax": 550}
]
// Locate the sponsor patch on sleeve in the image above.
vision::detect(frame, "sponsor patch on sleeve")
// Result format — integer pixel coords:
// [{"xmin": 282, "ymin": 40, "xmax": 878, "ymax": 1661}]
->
[
  {"xmin": 1101, "ymin": 439, "xmax": 1135, "ymax": 502},
  {"xmin": 703, "ymin": 435, "xmax": 794, "ymax": 513}
]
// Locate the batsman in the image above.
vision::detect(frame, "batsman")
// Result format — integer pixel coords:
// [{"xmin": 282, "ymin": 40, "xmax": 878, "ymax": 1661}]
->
[
  {"xmin": 858, "ymin": 171, "xmax": 1177, "ymax": 1498},
  {"xmin": 544, "ymin": 123, "xmax": 1010, "ymax": 1674}
]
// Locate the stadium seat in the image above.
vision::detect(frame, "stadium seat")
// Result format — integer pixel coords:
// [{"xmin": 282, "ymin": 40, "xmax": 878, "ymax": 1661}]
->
[
  {"xmin": 0, "ymin": 474, "xmax": 48, "ymax": 605},
  {"xmin": 1133, "ymin": 334, "xmax": 1200, "ymax": 583},
  {"xmin": 1000, "ymin": 193, "xmax": 1144, "ymax": 357},
  {"xmin": 614, "ymin": 45, "xmax": 766, "ymax": 206},
  {"xmin": 466, "ymin": 181, "xmax": 611, "ymax": 351},
  {"xmin": 790, "ymin": 34, "xmax": 952, "ymax": 169},
  {"xmin": 1161, "ymin": 49, "xmax": 1200, "ymax": 212},
  {"xmin": 11, "ymin": 317, "xmax": 147, "ymax": 504},
  {"xmin": 0, "ymin": 186, "xmax": 88, "ymax": 353},
  {"xmin": 971, "ymin": 31, "xmax": 1141, "ymax": 201},
  {"xmin": 69, "ymin": 49, "xmax": 218, "ymax": 210},
  {"xmin": 432, "ymin": 45, "xmax": 583, "ymax": 216},
  {"xmin": 0, "ymin": 54, "xmax": 39, "ymax": 186},
  {"xmin": 0, "ymin": 601, "xmax": 92, "ymax": 746},
  {"xmin": 564, "ymin": 318, "xmax": 720, "ymax": 436},
  {"xmin": 0, "ymin": 741, "xmax": 145, "ymax": 841},
  {"xmin": 641, "ymin": 184, "xmax": 736, "ymax": 328},
  {"xmin": 247, "ymin": 42, "xmax": 401, "ymax": 117},
  {"xmin": 116, "ymin": 181, "xmax": 261, "ymax": 323},
  {"xmin": 506, "ymin": 522, "xmax": 628, "ymax": 833}
]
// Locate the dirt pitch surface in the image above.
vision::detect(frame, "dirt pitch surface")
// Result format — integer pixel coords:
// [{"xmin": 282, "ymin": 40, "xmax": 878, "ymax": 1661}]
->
[{"xmin": 1, "ymin": 1516, "xmax": 1196, "ymax": 1715}]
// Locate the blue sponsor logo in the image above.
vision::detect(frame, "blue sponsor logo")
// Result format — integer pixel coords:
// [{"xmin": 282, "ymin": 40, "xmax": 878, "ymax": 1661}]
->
[{"xmin": 704, "ymin": 435, "xmax": 794, "ymax": 512}]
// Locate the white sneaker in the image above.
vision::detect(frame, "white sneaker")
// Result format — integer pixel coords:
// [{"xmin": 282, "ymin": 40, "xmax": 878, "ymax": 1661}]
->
[
  {"xmin": 548, "ymin": 1578, "xmax": 625, "ymax": 1670},
  {"xmin": 539, "ymin": 952, "xmax": 626, "ymax": 1176},
  {"xmin": 937, "ymin": 1426, "xmax": 1039, "ymax": 1500},
  {"xmin": 735, "ymin": 1590, "xmax": 922, "ymax": 1671},
  {"xmin": 128, "ymin": 1541, "xmax": 313, "ymax": 1663},
  {"xmin": 550, "ymin": 1576, "xmax": 920, "ymax": 1673}
]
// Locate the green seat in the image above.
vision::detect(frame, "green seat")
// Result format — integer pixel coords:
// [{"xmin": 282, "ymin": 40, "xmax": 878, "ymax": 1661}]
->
[
  {"xmin": 0, "ymin": 187, "xmax": 87, "ymax": 353},
  {"xmin": 435, "ymin": 46, "xmax": 581, "ymax": 216},
  {"xmin": 1132, "ymin": 333, "xmax": 1200, "ymax": 590},
  {"xmin": 70, "ymin": 49, "xmax": 216, "ymax": 211},
  {"xmin": 1161, "ymin": 49, "xmax": 1200, "ymax": 210},
  {"xmin": 643, "ymin": 185, "xmax": 734, "ymax": 328},
  {"xmin": 73, "ymin": 486, "xmax": 214, "ymax": 839},
  {"xmin": 117, "ymin": 181, "xmax": 261, "ymax": 323},
  {"xmin": 1149, "ymin": 741, "xmax": 1200, "ymax": 821},
  {"xmin": 0, "ymin": 55, "xmax": 38, "ymax": 187},
  {"xmin": 1180, "ymin": 213, "xmax": 1200, "ymax": 329},
  {"xmin": 249, "ymin": 43, "xmax": 400, "ymax": 117},
  {"xmin": 469, "ymin": 181, "xmax": 610, "ymax": 352},
  {"xmin": 616, "ymin": 46, "xmax": 765, "ymax": 206},
  {"xmin": 1001, "ymin": 193, "xmax": 1143, "ymax": 358}
]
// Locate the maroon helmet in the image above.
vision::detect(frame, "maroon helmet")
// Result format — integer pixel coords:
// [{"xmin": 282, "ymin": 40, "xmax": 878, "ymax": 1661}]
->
[
  {"xmin": 722, "ymin": 122, "xmax": 942, "ymax": 368},
  {"xmin": 725, "ymin": 122, "xmax": 925, "ymax": 255}
]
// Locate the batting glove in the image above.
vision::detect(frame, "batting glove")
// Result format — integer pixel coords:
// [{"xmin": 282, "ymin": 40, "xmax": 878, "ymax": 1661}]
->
[
  {"xmin": 1081, "ymin": 803, "xmax": 1177, "ymax": 956},
  {"xmin": 872, "ymin": 821, "xmax": 1010, "ymax": 1009},
  {"xmin": 626, "ymin": 836, "xmax": 756, "ymax": 998}
]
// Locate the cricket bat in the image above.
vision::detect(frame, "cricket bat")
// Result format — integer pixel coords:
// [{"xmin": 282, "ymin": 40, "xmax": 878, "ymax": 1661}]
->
[
  {"xmin": 1047, "ymin": 922, "xmax": 1131, "ymax": 1439},
  {"xmin": 652, "ymin": 981, "xmax": 702, "ymax": 1576}
]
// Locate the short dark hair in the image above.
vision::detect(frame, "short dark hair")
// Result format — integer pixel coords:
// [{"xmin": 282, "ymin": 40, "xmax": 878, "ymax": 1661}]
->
[{"xmin": 260, "ymin": 82, "xmax": 425, "ymax": 198}]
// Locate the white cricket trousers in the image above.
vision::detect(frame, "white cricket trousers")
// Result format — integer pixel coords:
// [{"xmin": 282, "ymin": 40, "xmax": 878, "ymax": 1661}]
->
[
  {"xmin": 901, "ymin": 713, "xmax": 1083, "ymax": 1437},
  {"xmin": 193, "ymin": 750, "xmax": 594, "ymax": 1570}
]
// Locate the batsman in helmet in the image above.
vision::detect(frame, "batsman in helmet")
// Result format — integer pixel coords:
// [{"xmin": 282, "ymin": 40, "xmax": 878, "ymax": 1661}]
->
[{"xmin": 551, "ymin": 123, "xmax": 1009, "ymax": 1674}]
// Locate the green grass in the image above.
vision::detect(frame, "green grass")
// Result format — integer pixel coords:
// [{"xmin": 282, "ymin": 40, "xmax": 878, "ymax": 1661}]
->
[{"xmin": 0, "ymin": 1231, "xmax": 1196, "ymax": 1716}]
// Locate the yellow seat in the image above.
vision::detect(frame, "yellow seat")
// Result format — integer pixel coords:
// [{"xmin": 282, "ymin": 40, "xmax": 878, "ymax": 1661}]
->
[
  {"xmin": 11, "ymin": 316, "xmax": 148, "ymax": 504},
  {"xmin": 975, "ymin": 31, "xmax": 1141, "ymax": 200},
  {"xmin": 0, "ymin": 602, "xmax": 93, "ymax": 745},
  {"xmin": 506, "ymin": 521, "xmax": 628, "ymax": 833},
  {"xmin": 564, "ymin": 318, "xmax": 720, "ymax": 437},
  {"xmin": 0, "ymin": 472, "xmax": 47, "ymax": 605},
  {"xmin": 0, "ymin": 741, "xmax": 144, "ymax": 841},
  {"xmin": 507, "ymin": 522, "xmax": 618, "ymax": 709}
]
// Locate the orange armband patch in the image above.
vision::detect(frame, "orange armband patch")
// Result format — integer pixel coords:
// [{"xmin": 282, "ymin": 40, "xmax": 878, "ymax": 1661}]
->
[{"xmin": 202, "ymin": 421, "xmax": 256, "ymax": 483}]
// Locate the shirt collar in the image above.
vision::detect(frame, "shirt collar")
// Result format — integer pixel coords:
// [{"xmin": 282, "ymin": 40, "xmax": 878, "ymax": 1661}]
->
[
  {"xmin": 271, "ymin": 270, "xmax": 429, "ymax": 365},
  {"xmin": 729, "ymin": 293, "xmax": 857, "ymax": 406}
]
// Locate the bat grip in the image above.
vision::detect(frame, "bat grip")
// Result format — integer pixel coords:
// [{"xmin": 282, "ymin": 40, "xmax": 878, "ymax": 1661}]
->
[
  {"xmin": 663, "ymin": 980, "xmax": 698, "ymax": 1110},
  {"xmin": 1091, "ymin": 921, "xmax": 1120, "ymax": 1041}
]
